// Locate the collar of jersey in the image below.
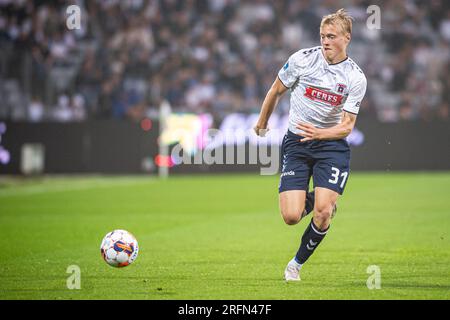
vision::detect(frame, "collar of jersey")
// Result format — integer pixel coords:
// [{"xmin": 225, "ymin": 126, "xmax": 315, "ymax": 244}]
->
[{"xmin": 320, "ymin": 48, "xmax": 349, "ymax": 66}]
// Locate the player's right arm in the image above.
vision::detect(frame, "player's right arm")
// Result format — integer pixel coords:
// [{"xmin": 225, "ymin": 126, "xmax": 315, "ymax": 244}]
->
[
  {"xmin": 254, "ymin": 77, "xmax": 288, "ymax": 136},
  {"xmin": 254, "ymin": 49, "xmax": 310, "ymax": 136}
]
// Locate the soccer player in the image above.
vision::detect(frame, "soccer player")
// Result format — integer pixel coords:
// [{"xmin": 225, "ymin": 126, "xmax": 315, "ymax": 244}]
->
[{"xmin": 254, "ymin": 9, "xmax": 367, "ymax": 281}]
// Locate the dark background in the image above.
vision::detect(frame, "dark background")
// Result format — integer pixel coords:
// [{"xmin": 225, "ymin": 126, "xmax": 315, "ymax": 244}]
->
[
  {"xmin": 0, "ymin": 1, "xmax": 449, "ymax": 175},
  {"xmin": 1, "ymin": 118, "xmax": 448, "ymax": 174}
]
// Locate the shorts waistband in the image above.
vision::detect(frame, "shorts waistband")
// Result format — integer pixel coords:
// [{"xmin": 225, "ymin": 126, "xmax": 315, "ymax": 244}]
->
[
  {"xmin": 287, "ymin": 130, "xmax": 304, "ymax": 139},
  {"xmin": 286, "ymin": 130, "xmax": 349, "ymax": 146}
]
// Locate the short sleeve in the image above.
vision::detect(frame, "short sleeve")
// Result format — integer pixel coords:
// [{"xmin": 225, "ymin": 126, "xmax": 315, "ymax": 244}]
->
[
  {"xmin": 277, "ymin": 51, "xmax": 308, "ymax": 89},
  {"xmin": 343, "ymin": 74, "xmax": 367, "ymax": 115}
]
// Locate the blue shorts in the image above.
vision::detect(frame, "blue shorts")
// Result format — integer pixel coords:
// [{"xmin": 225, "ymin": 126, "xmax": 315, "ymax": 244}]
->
[{"xmin": 278, "ymin": 130, "xmax": 351, "ymax": 195}]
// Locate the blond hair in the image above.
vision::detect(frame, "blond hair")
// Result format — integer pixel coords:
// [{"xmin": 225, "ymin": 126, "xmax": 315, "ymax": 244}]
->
[{"xmin": 320, "ymin": 8, "xmax": 353, "ymax": 35}]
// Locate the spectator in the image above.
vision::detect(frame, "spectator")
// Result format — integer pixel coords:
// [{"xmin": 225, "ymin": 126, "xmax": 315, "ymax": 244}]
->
[
  {"xmin": 28, "ymin": 97, "xmax": 44, "ymax": 122},
  {"xmin": 0, "ymin": 0, "xmax": 448, "ymax": 123}
]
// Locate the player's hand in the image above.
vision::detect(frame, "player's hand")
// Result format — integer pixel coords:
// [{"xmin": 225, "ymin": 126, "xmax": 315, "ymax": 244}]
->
[
  {"xmin": 296, "ymin": 123, "xmax": 321, "ymax": 142},
  {"xmin": 253, "ymin": 125, "xmax": 269, "ymax": 137}
]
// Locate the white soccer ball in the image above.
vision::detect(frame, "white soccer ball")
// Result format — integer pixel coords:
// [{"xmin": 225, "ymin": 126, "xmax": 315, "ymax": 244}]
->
[{"xmin": 100, "ymin": 229, "xmax": 139, "ymax": 267}]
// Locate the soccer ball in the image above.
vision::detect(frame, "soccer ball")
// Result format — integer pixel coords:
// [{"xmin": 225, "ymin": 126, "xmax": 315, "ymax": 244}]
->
[{"xmin": 100, "ymin": 229, "xmax": 139, "ymax": 267}]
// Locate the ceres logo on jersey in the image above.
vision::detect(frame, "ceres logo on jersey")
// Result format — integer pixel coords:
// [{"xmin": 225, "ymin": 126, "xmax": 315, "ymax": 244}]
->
[
  {"xmin": 283, "ymin": 62, "xmax": 289, "ymax": 70},
  {"xmin": 304, "ymin": 86, "xmax": 343, "ymax": 107}
]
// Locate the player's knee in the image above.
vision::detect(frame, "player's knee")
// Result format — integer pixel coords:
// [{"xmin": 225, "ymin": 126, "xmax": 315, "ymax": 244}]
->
[
  {"xmin": 283, "ymin": 215, "xmax": 300, "ymax": 225},
  {"xmin": 313, "ymin": 204, "xmax": 334, "ymax": 227},
  {"xmin": 280, "ymin": 209, "xmax": 301, "ymax": 225}
]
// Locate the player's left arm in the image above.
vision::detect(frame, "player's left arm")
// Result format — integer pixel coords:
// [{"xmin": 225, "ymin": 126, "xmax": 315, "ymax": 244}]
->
[
  {"xmin": 297, "ymin": 111, "xmax": 357, "ymax": 142},
  {"xmin": 297, "ymin": 72, "xmax": 367, "ymax": 142}
]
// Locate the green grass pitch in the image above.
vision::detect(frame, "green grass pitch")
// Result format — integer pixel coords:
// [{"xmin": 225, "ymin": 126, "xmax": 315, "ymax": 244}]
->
[{"xmin": 0, "ymin": 172, "xmax": 449, "ymax": 300}]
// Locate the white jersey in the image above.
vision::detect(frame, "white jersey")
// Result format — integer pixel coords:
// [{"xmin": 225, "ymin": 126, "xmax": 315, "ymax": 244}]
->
[{"xmin": 278, "ymin": 46, "xmax": 367, "ymax": 135}]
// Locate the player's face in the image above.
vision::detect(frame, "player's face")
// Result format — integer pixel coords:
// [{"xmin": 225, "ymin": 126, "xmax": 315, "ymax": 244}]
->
[{"xmin": 320, "ymin": 23, "xmax": 350, "ymax": 63}]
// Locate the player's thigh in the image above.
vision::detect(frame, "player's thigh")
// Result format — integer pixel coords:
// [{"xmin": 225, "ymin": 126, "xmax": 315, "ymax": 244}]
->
[
  {"xmin": 313, "ymin": 147, "xmax": 350, "ymax": 195},
  {"xmin": 278, "ymin": 156, "xmax": 311, "ymax": 224},
  {"xmin": 278, "ymin": 158, "xmax": 311, "ymax": 224},
  {"xmin": 279, "ymin": 190, "xmax": 306, "ymax": 225},
  {"xmin": 278, "ymin": 145, "xmax": 312, "ymax": 195},
  {"xmin": 278, "ymin": 132, "xmax": 313, "ymax": 224}
]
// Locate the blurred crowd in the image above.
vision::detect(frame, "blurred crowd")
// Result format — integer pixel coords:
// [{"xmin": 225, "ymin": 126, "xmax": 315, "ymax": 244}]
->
[{"xmin": 0, "ymin": 0, "xmax": 449, "ymax": 123}]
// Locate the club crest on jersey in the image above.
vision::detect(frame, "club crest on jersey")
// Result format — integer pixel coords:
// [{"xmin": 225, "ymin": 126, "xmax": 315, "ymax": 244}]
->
[{"xmin": 336, "ymin": 83, "xmax": 347, "ymax": 93}]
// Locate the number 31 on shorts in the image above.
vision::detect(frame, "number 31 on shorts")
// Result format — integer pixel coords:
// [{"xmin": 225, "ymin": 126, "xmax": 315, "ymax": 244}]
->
[{"xmin": 328, "ymin": 167, "xmax": 348, "ymax": 188}]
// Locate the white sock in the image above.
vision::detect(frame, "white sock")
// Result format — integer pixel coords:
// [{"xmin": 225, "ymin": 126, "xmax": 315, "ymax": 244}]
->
[{"xmin": 290, "ymin": 258, "xmax": 302, "ymax": 270}]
